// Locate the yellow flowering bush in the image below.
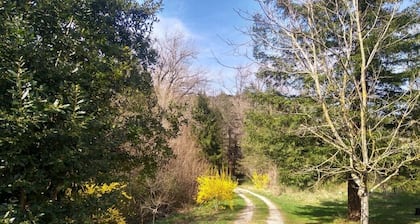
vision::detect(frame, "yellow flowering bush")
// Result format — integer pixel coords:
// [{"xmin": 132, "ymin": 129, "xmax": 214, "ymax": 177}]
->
[
  {"xmin": 79, "ymin": 182, "xmax": 129, "ymax": 198},
  {"xmin": 251, "ymin": 172, "xmax": 269, "ymax": 190},
  {"xmin": 65, "ymin": 181, "xmax": 132, "ymax": 224},
  {"xmin": 196, "ymin": 168, "xmax": 237, "ymax": 209},
  {"xmin": 98, "ymin": 207, "xmax": 127, "ymax": 224}
]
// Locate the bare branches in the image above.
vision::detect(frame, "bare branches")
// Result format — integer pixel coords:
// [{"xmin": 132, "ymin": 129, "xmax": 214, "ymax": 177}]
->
[
  {"xmin": 152, "ymin": 31, "xmax": 207, "ymax": 107},
  {"xmin": 252, "ymin": 0, "xmax": 419, "ymax": 196}
]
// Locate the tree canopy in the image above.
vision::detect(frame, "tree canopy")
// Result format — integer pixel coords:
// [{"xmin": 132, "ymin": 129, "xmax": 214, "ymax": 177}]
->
[
  {"xmin": 249, "ymin": 0, "xmax": 419, "ymax": 223},
  {"xmin": 0, "ymin": 0, "xmax": 171, "ymax": 222}
]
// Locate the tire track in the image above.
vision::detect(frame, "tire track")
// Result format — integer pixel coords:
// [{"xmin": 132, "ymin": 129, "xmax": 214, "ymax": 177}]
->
[
  {"xmin": 235, "ymin": 188, "xmax": 284, "ymax": 224},
  {"xmin": 234, "ymin": 189, "xmax": 254, "ymax": 224}
]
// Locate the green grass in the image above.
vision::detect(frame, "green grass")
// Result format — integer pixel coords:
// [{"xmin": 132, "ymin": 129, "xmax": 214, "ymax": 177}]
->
[
  {"xmin": 249, "ymin": 184, "xmax": 420, "ymax": 224},
  {"xmin": 156, "ymin": 184, "xmax": 420, "ymax": 224},
  {"xmin": 369, "ymin": 192, "xmax": 420, "ymax": 224},
  {"xmin": 242, "ymin": 192, "xmax": 269, "ymax": 224},
  {"xmin": 261, "ymin": 188, "xmax": 350, "ymax": 224},
  {"xmin": 155, "ymin": 194, "xmax": 246, "ymax": 224}
]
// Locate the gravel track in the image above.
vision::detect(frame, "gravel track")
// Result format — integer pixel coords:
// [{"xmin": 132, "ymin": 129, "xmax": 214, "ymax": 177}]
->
[{"xmin": 234, "ymin": 188, "xmax": 284, "ymax": 224}]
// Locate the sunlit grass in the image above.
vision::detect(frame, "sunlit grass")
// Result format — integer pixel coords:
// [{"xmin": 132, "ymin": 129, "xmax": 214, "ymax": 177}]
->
[
  {"xmin": 247, "ymin": 183, "xmax": 420, "ymax": 224},
  {"xmin": 157, "ymin": 183, "xmax": 420, "ymax": 224},
  {"xmin": 155, "ymin": 194, "xmax": 246, "ymax": 224}
]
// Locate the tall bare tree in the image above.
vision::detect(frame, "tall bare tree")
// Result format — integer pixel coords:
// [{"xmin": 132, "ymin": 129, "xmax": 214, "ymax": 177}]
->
[
  {"xmin": 132, "ymin": 32, "xmax": 210, "ymax": 221},
  {"xmin": 152, "ymin": 31, "xmax": 207, "ymax": 108},
  {"xmin": 251, "ymin": 0, "xmax": 419, "ymax": 223}
]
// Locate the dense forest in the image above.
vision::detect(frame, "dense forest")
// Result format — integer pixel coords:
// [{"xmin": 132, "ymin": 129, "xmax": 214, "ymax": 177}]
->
[{"xmin": 0, "ymin": 0, "xmax": 418, "ymax": 224}]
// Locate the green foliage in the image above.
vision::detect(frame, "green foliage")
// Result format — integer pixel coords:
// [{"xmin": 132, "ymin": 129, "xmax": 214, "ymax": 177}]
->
[
  {"xmin": 242, "ymin": 91, "xmax": 334, "ymax": 187},
  {"xmin": 211, "ymin": 93, "xmax": 244, "ymax": 177},
  {"xmin": 191, "ymin": 94, "xmax": 224, "ymax": 167},
  {"xmin": 0, "ymin": 0, "xmax": 170, "ymax": 223},
  {"xmin": 0, "ymin": 60, "xmax": 93, "ymax": 223},
  {"xmin": 250, "ymin": 0, "xmax": 419, "ymax": 200}
]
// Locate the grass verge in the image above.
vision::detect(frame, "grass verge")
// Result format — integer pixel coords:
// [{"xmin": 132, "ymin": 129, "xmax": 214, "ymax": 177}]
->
[
  {"xmin": 258, "ymin": 187, "xmax": 350, "ymax": 224},
  {"xmin": 248, "ymin": 184, "xmax": 420, "ymax": 224},
  {"xmin": 155, "ymin": 194, "xmax": 246, "ymax": 224}
]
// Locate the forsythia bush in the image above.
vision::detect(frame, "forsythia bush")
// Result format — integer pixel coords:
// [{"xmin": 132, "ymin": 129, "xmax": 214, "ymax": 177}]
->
[
  {"xmin": 251, "ymin": 172, "xmax": 270, "ymax": 189},
  {"xmin": 79, "ymin": 182, "xmax": 132, "ymax": 199},
  {"xmin": 65, "ymin": 182, "xmax": 132, "ymax": 224},
  {"xmin": 196, "ymin": 168, "xmax": 238, "ymax": 208},
  {"xmin": 99, "ymin": 207, "xmax": 127, "ymax": 224}
]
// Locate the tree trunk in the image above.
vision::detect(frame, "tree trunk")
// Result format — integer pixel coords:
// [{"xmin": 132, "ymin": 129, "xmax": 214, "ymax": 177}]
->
[
  {"xmin": 348, "ymin": 175, "xmax": 361, "ymax": 221},
  {"xmin": 359, "ymin": 183, "xmax": 369, "ymax": 224},
  {"xmin": 20, "ymin": 189, "xmax": 27, "ymax": 211}
]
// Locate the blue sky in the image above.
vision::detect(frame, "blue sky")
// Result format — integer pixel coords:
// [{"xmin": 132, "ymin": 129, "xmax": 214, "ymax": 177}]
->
[
  {"xmin": 152, "ymin": 0, "xmax": 417, "ymax": 93},
  {"xmin": 154, "ymin": 0, "xmax": 260, "ymax": 93}
]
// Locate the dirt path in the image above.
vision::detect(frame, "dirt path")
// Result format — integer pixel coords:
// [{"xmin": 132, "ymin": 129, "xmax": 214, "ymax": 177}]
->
[
  {"xmin": 234, "ymin": 189, "xmax": 254, "ymax": 224},
  {"xmin": 235, "ymin": 188, "xmax": 284, "ymax": 224}
]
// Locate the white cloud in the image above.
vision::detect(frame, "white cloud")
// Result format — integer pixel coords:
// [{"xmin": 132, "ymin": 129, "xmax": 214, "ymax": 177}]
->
[{"xmin": 152, "ymin": 16, "xmax": 199, "ymax": 40}]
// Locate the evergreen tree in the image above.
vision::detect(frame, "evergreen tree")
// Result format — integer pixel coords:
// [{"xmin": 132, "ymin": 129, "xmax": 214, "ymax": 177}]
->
[
  {"xmin": 212, "ymin": 93, "xmax": 244, "ymax": 177},
  {"xmin": 191, "ymin": 94, "xmax": 223, "ymax": 167},
  {"xmin": 242, "ymin": 91, "xmax": 334, "ymax": 187},
  {"xmin": 249, "ymin": 0, "xmax": 419, "ymax": 223}
]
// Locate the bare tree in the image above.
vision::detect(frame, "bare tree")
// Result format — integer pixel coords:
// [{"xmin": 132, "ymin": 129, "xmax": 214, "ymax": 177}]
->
[
  {"xmin": 152, "ymin": 31, "xmax": 207, "ymax": 108},
  {"xmin": 133, "ymin": 32, "xmax": 211, "ymax": 222},
  {"xmin": 251, "ymin": 0, "xmax": 419, "ymax": 223}
]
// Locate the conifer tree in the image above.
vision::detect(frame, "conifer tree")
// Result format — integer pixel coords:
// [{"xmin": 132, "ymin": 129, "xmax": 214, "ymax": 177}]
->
[{"xmin": 249, "ymin": 0, "xmax": 419, "ymax": 223}]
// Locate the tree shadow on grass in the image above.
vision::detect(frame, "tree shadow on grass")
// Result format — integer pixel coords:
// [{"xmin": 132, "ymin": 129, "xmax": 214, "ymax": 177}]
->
[
  {"xmin": 293, "ymin": 200, "xmax": 348, "ymax": 224},
  {"xmin": 291, "ymin": 192, "xmax": 420, "ymax": 224},
  {"xmin": 369, "ymin": 192, "xmax": 420, "ymax": 224}
]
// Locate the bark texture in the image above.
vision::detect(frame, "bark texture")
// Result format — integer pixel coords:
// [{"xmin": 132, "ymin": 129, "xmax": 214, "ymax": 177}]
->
[{"xmin": 348, "ymin": 176, "xmax": 361, "ymax": 221}]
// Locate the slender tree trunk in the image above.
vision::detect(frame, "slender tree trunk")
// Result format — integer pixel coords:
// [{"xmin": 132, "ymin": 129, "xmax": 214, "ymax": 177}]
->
[
  {"xmin": 358, "ymin": 175, "xmax": 369, "ymax": 224},
  {"xmin": 20, "ymin": 189, "xmax": 27, "ymax": 211},
  {"xmin": 348, "ymin": 175, "xmax": 361, "ymax": 221},
  {"xmin": 360, "ymin": 193, "xmax": 369, "ymax": 224},
  {"xmin": 355, "ymin": 0, "xmax": 369, "ymax": 222}
]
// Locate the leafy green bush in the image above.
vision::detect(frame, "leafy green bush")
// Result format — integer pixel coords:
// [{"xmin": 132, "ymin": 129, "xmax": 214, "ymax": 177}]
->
[{"xmin": 0, "ymin": 0, "xmax": 168, "ymax": 222}]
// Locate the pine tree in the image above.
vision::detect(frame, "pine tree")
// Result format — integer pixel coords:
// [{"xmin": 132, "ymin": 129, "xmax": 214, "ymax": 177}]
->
[
  {"xmin": 191, "ymin": 94, "xmax": 223, "ymax": 167},
  {"xmin": 249, "ymin": 0, "xmax": 419, "ymax": 223}
]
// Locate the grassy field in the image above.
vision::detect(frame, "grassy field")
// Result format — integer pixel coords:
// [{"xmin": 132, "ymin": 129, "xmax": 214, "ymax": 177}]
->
[
  {"xmin": 255, "ymin": 185, "xmax": 352, "ymax": 224},
  {"xmin": 155, "ymin": 194, "xmax": 246, "ymax": 224},
  {"xmin": 252, "ymin": 184, "xmax": 420, "ymax": 224},
  {"xmin": 156, "ymin": 184, "xmax": 420, "ymax": 224}
]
